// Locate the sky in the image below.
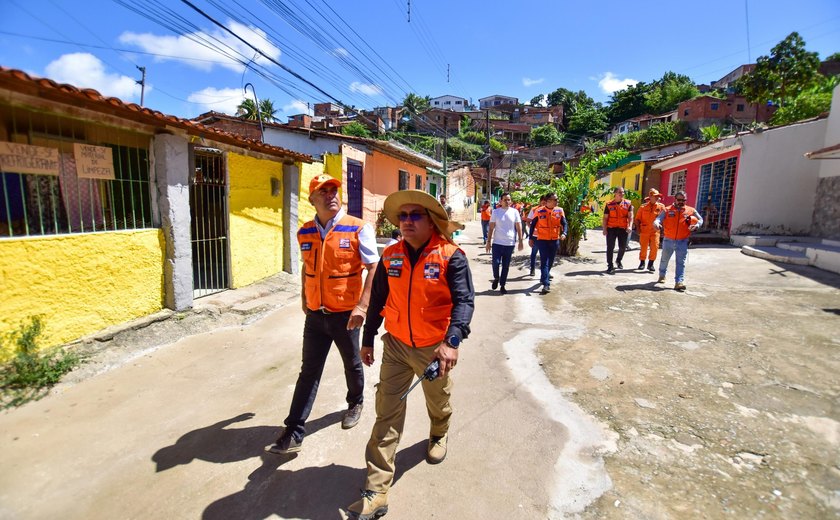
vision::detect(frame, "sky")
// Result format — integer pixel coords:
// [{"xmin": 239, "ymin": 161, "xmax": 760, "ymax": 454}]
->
[{"xmin": 1, "ymin": 0, "xmax": 839, "ymax": 121}]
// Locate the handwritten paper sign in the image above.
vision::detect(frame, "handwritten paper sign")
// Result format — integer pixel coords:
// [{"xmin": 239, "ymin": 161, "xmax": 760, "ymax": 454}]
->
[
  {"xmin": 74, "ymin": 143, "xmax": 115, "ymax": 180},
  {"xmin": 0, "ymin": 142, "xmax": 60, "ymax": 176}
]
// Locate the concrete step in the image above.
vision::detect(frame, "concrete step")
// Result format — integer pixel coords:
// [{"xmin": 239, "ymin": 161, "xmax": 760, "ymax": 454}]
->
[
  {"xmin": 741, "ymin": 245, "xmax": 810, "ymax": 265},
  {"xmin": 731, "ymin": 235, "xmax": 820, "ymax": 247}
]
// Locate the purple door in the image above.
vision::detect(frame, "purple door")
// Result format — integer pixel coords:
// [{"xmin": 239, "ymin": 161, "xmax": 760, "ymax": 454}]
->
[{"xmin": 347, "ymin": 161, "xmax": 363, "ymax": 218}]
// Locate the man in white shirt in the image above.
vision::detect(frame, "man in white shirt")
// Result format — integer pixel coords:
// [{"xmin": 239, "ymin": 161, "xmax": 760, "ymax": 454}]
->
[{"xmin": 485, "ymin": 192, "xmax": 524, "ymax": 295}]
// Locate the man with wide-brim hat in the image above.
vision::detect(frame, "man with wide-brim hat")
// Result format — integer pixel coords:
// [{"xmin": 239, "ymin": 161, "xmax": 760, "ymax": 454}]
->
[
  {"xmin": 633, "ymin": 188, "xmax": 666, "ymax": 272},
  {"xmin": 349, "ymin": 189, "xmax": 474, "ymax": 519}
]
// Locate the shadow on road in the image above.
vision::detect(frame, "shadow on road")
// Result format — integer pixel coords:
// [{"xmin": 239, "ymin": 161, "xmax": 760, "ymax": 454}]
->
[
  {"xmin": 614, "ymin": 282, "xmax": 668, "ymax": 292},
  {"xmin": 152, "ymin": 411, "xmax": 343, "ymax": 472},
  {"xmin": 202, "ymin": 440, "xmax": 427, "ymax": 520}
]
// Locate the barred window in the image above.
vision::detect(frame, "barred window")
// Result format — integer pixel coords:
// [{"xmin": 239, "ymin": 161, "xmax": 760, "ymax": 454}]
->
[
  {"xmin": 669, "ymin": 170, "xmax": 686, "ymax": 196},
  {"xmin": 1, "ymin": 105, "xmax": 154, "ymax": 238}
]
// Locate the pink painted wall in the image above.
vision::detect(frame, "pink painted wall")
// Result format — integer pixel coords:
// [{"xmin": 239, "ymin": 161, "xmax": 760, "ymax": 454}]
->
[{"xmin": 362, "ymin": 149, "xmax": 427, "ymax": 228}]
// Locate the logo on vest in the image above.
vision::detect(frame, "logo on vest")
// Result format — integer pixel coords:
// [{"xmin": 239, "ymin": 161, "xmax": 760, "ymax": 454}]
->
[
  {"xmin": 424, "ymin": 262, "xmax": 441, "ymax": 279},
  {"xmin": 300, "ymin": 242, "xmax": 312, "ymax": 251},
  {"xmin": 390, "ymin": 258, "xmax": 403, "ymax": 268},
  {"xmin": 339, "ymin": 238, "xmax": 351, "ymax": 249}
]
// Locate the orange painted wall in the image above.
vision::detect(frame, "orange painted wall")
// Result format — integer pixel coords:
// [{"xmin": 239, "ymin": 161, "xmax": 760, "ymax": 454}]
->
[{"xmin": 361, "ymin": 149, "xmax": 427, "ymax": 228}]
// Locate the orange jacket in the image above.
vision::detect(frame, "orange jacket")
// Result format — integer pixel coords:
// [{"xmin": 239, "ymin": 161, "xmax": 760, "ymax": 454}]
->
[
  {"xmin": 604, "ymin": 199, "xmax": 632, "ymax": 228},
  {"xmin": 298, "ymin": 214, "xmax": 366, "ymax": 312},
  {"xmin": 481, "ymin": 205, "xmax": 492, "ymax": 221},
  {"xmin": 380, "ymin": 234, "xmax": 460, "ymax": 348},
  {"xmin": 634, "ymin": 201, "xmax": 665, "ymax": 234},
  {"xmin": 661, "ymin": 204, "xmax": 699, "ymax": 240},
  {"xmin": 533, "ymin": 206, "xmax": 566, "ymax": 240}
]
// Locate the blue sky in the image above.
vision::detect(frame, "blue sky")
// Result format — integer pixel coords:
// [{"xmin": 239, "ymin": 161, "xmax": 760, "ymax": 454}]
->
[{"xmin": 1, "ymin": 0, "xmax": 838, "ymax": 120}]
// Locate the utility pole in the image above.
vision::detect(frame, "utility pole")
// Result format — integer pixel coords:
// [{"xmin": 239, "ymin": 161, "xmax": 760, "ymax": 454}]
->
[
  {"xmin": 407, "ymin": 0, "xmax": 411, "ymax": 22},
  {"xmin": 244, "ymin": 83, "xmax": 264, "ymax": 142},
  {"xmin": 447, "ymin": 64, "xmax": 450, "ymax": 83},
  {"xmin": 443, "ymin": 116, "xmax": 448, "ymax": 197},
  {"xmin": 135, "ymin": 65, "xmax": 146, "ymax": 106},
  {"xmin": 485, "ymin": 110, "xmax": 491, "ymax": 202}
]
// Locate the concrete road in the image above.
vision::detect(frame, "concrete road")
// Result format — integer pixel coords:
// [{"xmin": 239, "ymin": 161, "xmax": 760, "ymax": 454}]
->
[{"xmin": 1, "ymin": 220, "xmax": 838, "ymax": 519}]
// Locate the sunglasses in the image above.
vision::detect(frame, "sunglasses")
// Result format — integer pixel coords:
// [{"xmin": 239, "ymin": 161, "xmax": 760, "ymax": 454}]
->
[
  {"xmin": 675, "ymin": 198, "xmax": 686, "ymax": 202},
  {"xmin": 398, "ymin": 211, "xmax": 427, "ymax": 222}
]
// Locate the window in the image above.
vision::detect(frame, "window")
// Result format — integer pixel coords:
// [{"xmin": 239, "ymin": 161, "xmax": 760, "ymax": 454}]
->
[
  {"xmin": 434, "ymin": 101, "xmax": 440, "ymax": 105},
  {"xmin": 621, "ymin": 177, "xmax": 626, "ymax": 188},
  {"xmin": 415, "ymin": 174, "xmax": 422, "ymax": 190},
  {"xmin": 534, "ymin": 114, "xmax": 542, "ymax": 119},
  {"xmin": 398, "ymin": 170, "xmax": 409, "ymax": 190},
  {"xmin": 736, "ymin": 104, "xmax": 745, "ymax": 112},
  {"xmin": 0, "ymin": 108, "xmax": 154, "ymax": 238},
  {"xmin": 494, "ymin": 101, "xmax": 501, "ymax": 106},
  {"xmin": 634, "ymin": 174, "xmax": 640, "ymax": 191},
  {"xmin": 444, "ymin": 101, "xmax": 451, "ymax": 105},
  {"xmin": 684, "ymin": 109, "xmax": 690, "ymax": 116},
  {"xmin": 455, "ymin": 100, "xmax": 462, "ymax": 105},
  {"xmin": 710, "ymin": 103, "xmax": 719, "ymax": 110},
  {"xmin": 669, "ymin": 170, "xmax": 686, "ymax": 196}
]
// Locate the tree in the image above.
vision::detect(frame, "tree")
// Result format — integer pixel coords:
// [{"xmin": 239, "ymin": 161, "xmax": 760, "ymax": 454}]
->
[
  {"xmin": 529, "ymin": 94, "xmax": 545, "ymax": 107},
  {"xmin": 259, "ymin": 99, "xmax": 278, "ymax": 122},
  {"xmin": 401, "ymin": 93, "xmax": 431, "ymax": 118},
  {"xmin": 770, "ymin": 75, "xmax": 839, "ymax": 125},
  {"xmin": 737, "ymin": 32, "xmax": 821, "ymax": 106},
  {"xmin": 236, "ymin": 98, "xmax": 280, "ymax": 122},
  {"xmin": 644, "ymin": 72, "xmax": 699, "ymax": 114},
  {"xmin": 530, "ymin": 124, "xmax": 564, "ymax": 147},
  {"xmin": 546, "ymin": 88, "xmax": 596, "ymax": 128},
  {"xmin": 606, "ymin": 82, "xmax": 650, "ymax": 124},
  {"xmin": 567, "ymin": 105, "xmax": 608, "ymax": 137},
  {"xmin": 507, "ymin": 160, "xmax": 554, "ymax": 188},
  {"xmin": 341, "ymin": 121, "xmax": 372, "ymax": 138}
]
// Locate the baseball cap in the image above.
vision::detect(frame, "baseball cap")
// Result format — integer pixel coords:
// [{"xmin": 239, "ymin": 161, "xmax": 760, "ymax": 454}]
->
[{"xmin": 309, "ymin": 174, "xmax": 340, "ymax": 193}]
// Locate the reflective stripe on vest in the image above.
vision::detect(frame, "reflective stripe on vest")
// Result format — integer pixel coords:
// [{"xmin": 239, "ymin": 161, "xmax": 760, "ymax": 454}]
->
[
  {"xmin": 605, "ymin": 199, "xmax": 632, "ymax": 228},
  {"xmin": 661, "ymin": 204, "xmax": 698, "ymax": 240},
  {"xmin": 381, "ymin": 234, "xmax": 459, "ymax": 348},
  {"xmin": 534, "ymin": 207, "xmax": 565, "ymax": 240},
  {"xmin": 298, "ymin": 214, "xmax": 365, "ymax": 312}
]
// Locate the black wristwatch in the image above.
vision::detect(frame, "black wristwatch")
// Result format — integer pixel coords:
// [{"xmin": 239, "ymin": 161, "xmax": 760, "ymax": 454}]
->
[{"xmin": 446, "ymin": 335, "xmax": 461, "ymax": 349}]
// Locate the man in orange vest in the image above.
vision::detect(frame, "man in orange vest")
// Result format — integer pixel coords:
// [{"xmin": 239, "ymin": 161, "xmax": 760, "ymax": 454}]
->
[
  {"xmin": 528, "ymin": 192, "xmax": 567, "ymax": 294},
  {"xmin": 634, "ymin": 188, "xmax": 666, "ymax": 272},
  {"xmin": 350, "ymin": 190, "xmax": 474, "ymax": 519},
  {"xmin": 602, "ymin": 186, "xmax": 634, "ymax": 274},
  {"xmin": 653, "ymin": 190, "xmax": 703, "ymax": 291},
  {"xmin": 268, "ymin": 174, "xmax": 379, "ymax": 455},
  {"xmin": 480, "ymin": 199, "xmax": 492, "ymax": 244}
]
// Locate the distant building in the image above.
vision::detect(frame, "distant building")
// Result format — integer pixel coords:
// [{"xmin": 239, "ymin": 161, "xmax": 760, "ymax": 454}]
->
[
  {"xmin": 412, "ymin": 108, "xmax": 461, "ymax": 136},
  {"xmin": 608, "ymin": 112, "xmax": 677, "ymax": 140},
  {"xmin": 515, "ymin": 106, "xmax": 564, "ymax": 129},
  {"xmin": 430, "ymin": 95, "xmax": 468, "ymax": 112},
  {"xmin": 677, "ymin": 94, "xmax": 775, "ymax": 132},
  {"xmin": 711, "ymin": 64, "xmax": 756, "ymax": 91},
  {"xmin": 313, "ymin": 102, "xmax": 343, "ymax": 118},
  {"xmin": 479, "ymin": 95, "xmax": 519, "ymax": 109}
]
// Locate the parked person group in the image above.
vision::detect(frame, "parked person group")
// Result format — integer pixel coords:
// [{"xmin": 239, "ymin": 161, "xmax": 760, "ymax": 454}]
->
[{"xmin": 485, "ymin": 192, "xmax": 524, "ymax": 294}]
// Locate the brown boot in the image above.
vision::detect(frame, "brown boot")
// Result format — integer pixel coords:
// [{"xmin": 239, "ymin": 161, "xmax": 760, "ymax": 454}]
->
[
  {"xmin": 427, "ymin": 433, "xmax": 448, "ymax": 464},
  {"xmin": 348, "ymin": 490, "xmax": 388, "ymax": 519}
]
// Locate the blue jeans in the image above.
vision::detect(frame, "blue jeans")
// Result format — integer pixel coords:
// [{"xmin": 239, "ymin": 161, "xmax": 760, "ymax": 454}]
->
[
  {"xmin": 481, "ymin": 220, "xmax": 490, "ymax": 242},
  {"xmin": 535, "ymin": 239, "xmax": 559, "ymax": 287},
  {"xmin": 658, "ymin": 238, "xmax": 689, "ymax": 283},
  {"xmin": 284, "ymin": 310, "xmax": 364, "ymax": 440},
  {"xmin": 491, "ymin": 243, "xmax": 515, "ymax": 286},
  {"xmin": 530, "ymin": 242, "xmax": 539, "ymax": 270}
]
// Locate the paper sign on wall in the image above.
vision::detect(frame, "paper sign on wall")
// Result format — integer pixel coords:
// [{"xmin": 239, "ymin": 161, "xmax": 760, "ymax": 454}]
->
[
  {"xmin": 74, "ymin": 143, "xmax": 115, "ymax": 180},
  {"xmin": 0, "ymin": 142, "xmax": 60, "ymax": 176}
]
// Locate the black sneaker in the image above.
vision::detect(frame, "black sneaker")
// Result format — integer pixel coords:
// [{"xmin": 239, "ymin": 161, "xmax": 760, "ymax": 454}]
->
[
  {"xmin": 341, "ymin": 403, "xmax": 363, "ymax": 430},
  {"xmin": 606, "ymin": 266, "xmax": 615, "ymax": 274},
  {"xmin": 540, "ymin": 285, "xmax": 551, "ymax": 295},
  {"xmin": 638, "ymin": 261, "xmax": 645, "ymax": 270},
  {"xmin": 647, "ymin": 261, "xmax": 655, "ymax": 272},
  {"xmin": 617, "ymin": 262, "xmax": 623, "ymax": 269},
  {"xmin": 267, "ymin": 432, "xmax": 301, "ymax": 454},
  {"xmin": 499, "ymin": 286, "xmax": 507, "ymax": 295},
  {"xmin": 529, "ymin": 268, "xmax": 535, "ymax": 277},
  {"xmin": 491, "ymin": 279, "xmax": 499, "ymax": 290}
]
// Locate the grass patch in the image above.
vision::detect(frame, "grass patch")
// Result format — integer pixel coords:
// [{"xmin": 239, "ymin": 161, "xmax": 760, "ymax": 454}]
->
[{"xmin": 1, "ymin": 316, "xmax": 83, "ymax": 409}]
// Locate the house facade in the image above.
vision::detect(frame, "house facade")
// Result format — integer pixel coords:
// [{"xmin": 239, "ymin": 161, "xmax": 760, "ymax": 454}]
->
[
  {"xmin": 430, "ymin": 95, "xmax": 468, "ymax": 112},
  {"xmin": 677, "ymin": 95, "xmax": 775, "ymax": 131},
  {"xmin": 0, "ymin": 68, "xmax": 312, "ymax": 356},
  {"xmin": 479, "ymin": 95, "xmax": 519, "ymax": 109}
]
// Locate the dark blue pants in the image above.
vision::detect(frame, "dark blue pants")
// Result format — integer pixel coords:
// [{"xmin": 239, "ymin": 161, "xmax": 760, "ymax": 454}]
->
[
  {"xmin": 535, "ymin": 239, "xmax": 559, "ymax": 287},
  {"xmin": 530, "ymin": 243, "xmax": 539, "ymax": 270},
  {"xmin": 491, "ymin": 243, "xmax": 515, "ymax": 286},
  {"xmin": 606, "ymin": 227, "xmax": 628, "ymax": 268},
  {"xmin": 284, "ymin": 310, "xmax": 364, "ymax": 440},
  {"xmin": 481, "ymin": 220, "xmax": 490, "ymax": 243}
]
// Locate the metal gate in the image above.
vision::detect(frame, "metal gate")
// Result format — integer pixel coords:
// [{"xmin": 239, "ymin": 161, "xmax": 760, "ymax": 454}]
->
[
  {"xmin": 190, "ymin": 148, "xmax": 230, "ymax": 298},
  {"xmin": 347, "ymin": 161, "xmax": 363, "ymax": 218},
  {"xmin": 696, "ymin": 156, "xmax": 737, "ymax": 232}
]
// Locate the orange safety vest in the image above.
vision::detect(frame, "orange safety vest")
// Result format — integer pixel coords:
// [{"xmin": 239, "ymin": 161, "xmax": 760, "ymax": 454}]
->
[
  {"xmin": 533, "ymin": 206, "xmax": 565, "ymax": 240},
  {"xmin": 481, "ymin": 205, "xmax": 492, "ymax": 221},
  {"xmin": 298, "ymin": 214, "xmax": 366, "ymax": 312},
  {"xmin": 580, "ymin": 204, "xmax": 591, "ymax": 214},
  {"xmin": 661, "ymin": 204, "xmax": 699, "ymax": 240},
  {"xmin": 380, "ymin": 233, "xmax": 460, "ymax": 348},
  {"xmin": 605, "ymin": 199, "xmax": 632, "ymax": 228},
  {"xmin": 634, "ymin": 201, "xmax": 665, "ymax": 234}
]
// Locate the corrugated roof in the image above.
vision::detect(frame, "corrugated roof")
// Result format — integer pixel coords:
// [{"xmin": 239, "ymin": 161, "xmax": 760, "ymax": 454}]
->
[{"xmin": 0, "ymin": 67, "xmax": 313, "ymax": 163}]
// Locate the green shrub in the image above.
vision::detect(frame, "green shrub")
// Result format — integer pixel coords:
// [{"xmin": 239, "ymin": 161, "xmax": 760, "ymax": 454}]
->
[
  {"xmin": 375, "ymin": 209, "xmax": 397, "ymax": 238},
  {"xmin": 1, "ymin": 316, "xmax": 82, "ymax": 408}
]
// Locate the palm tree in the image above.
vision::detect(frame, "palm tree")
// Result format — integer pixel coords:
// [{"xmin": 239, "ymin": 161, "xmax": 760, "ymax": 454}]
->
[
  {"xmin": 259, "ymin": 99, "xmax": 278, "ymax": 122},
  {"xmin": 402, "ymin": 93, "xmax": 430, "ymax": 118},
  {"xmin": 236, "ymin": 98, "xmax": 258, "ymax": 120}
]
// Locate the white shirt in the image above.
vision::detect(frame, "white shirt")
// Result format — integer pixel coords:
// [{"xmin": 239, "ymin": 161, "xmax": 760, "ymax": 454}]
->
[
  {"xmin": 489, "ymin": 206, "xmax": 522, "ymax": 246},
  {"xmin": 313, "ymin": 208, "xmax": 380, "ymax": 264}
]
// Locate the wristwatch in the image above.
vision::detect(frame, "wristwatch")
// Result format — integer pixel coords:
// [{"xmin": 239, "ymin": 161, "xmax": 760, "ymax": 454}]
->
[{"xmin": 446, "ymin": 335, "xmax": 461, "ymax": 349}]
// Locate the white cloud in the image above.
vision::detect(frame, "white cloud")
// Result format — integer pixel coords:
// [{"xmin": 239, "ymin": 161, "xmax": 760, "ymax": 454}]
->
[
  {"xmin": 187, "ymin": 87, "xmax": 245, "ymax": 115},
  {"xmin": 119, "ymin": 21, "xmax": 281, "ymax": 73},
  {"xmin": 598, "ymin": 72, "xmax": 638, "ymax": 94},
  {"xmin": 283, "ymin": 100, "xmax": 311, "ymax": 115},
  {"xmin": 522, "ymin": 77, "xmax": 544, "ymax": 87},
  {"xmin": 45, "ymin": 53, "xmax": 142, "ymax": 100},
  {"xmin": 349, "ymin": 81, "xmax": 383, "ymax": 96}
]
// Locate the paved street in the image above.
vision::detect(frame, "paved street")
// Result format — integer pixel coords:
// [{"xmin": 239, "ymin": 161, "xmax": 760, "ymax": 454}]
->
[{"xmin": 1, "ymin": 220, "xmax": 839, "ymax": 519}]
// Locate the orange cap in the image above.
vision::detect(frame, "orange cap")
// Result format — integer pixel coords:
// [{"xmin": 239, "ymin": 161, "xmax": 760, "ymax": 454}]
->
[{"xmin": 309, "ymin": 174, "xmax": 340, "ymax": 193}]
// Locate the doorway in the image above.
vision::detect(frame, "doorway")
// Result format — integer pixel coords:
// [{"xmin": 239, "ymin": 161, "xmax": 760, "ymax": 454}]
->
[{"xmin": 190, "ymin": 148, "xmax": 230, "ymax": 298}]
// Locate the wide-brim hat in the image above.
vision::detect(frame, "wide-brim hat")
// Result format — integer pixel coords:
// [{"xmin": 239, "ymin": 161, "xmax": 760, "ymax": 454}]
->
[
  {"xmin": 383, "ymin": 189, "xmax": 464, "ymax": 242},
  {"xmin": 648, "ymin": 188, "xmax": 661, "ymax": 197}
]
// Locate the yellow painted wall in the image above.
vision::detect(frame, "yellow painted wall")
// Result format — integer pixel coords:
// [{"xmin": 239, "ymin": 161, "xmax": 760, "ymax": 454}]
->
[
  {"xmin": 599, "ymin": 163, "xmax": 646, "ymax": 211},
  {"xmin": 0, "ymin": 230, "xmax": 164, "ymax": 358},
  {"xmin": 298, "ymin": 160, "xmax": 325, "ymax": 228},
  {"xmin": 227, "ymin": 152, "xmax": 287, "ymax": 288}
]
